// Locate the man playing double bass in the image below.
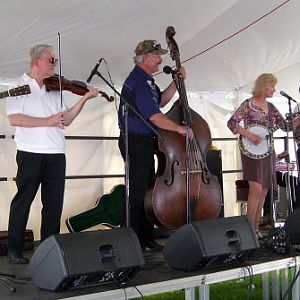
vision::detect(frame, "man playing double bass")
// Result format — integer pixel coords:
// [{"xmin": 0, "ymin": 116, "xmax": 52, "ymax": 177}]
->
[{"xmin": 118, "ymin": 39, "xmax": 191, "ymax": 253}]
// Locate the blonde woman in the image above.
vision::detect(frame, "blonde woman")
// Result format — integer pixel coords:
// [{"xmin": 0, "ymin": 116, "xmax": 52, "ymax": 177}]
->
[{"xmin": 227, "ymin": 74, "xmax": 290, "ymax": 236}]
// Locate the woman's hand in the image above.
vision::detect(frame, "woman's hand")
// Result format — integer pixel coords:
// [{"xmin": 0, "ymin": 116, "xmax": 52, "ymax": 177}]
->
[
  {"xmin": 277, "ymin": 150, "xmax": 289, "ymax": 160},
  {"xmin": 247, "ymin": 131, "xmax": 262, "ymax": 145}
]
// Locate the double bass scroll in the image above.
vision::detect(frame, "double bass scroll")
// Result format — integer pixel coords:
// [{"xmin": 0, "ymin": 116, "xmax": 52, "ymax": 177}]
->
[{"xmin": 144, "ymin": 26, "xmax": 222, "ymax": 230}]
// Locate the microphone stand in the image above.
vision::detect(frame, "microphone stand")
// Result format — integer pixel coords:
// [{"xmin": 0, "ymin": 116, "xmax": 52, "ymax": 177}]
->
[
  {"xmin": 292, "ymin": 102, "xmax": 300, "ymax": 182},
  {"xmin": 93, "ymin": 71, "xmax": 163, "ymax": 228},
  {"xmin": 123, "ymin": 104, "xmax": 130, "ymax": 228},
  {"xmin": 267, "ymin": 133, "xmax": 276, "ymax": 229},
  {"xmin": 185, "ymin": 125, "xmax": 191, "ymax": 223},
  {"xmin": 170, "ymin": 72, "xmax": 192, "ymax": 223},
  {"xmin": 284, "ymin": 97, "xmax": 297, "ymax": 215}
]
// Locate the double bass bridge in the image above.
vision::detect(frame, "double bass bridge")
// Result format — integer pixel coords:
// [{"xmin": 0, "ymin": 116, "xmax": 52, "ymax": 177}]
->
[{"xmin": 181, "ymin": 170, "xmax": 202, "ymax": 175}]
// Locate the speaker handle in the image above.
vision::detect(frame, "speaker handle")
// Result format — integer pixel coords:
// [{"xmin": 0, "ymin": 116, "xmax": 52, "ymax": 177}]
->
[
  {"xmin": 99, "ymin": 244, "xmax": 118, "ymax": 272},
  {"xmin": 225, "ymin": 229, "xmax": 240, "ymax": 244}
]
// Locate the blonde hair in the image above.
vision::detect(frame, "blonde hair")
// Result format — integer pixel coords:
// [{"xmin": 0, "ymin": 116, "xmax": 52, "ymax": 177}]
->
[
  {"xmin": 252, "ymin": 73, "xmax": 277, "ymax": 97},
  {"xmin": 29, "ymin": 44, "xmax": 54, "ymax": 67}
]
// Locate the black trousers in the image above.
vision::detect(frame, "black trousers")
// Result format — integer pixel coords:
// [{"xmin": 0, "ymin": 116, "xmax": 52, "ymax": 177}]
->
[
  {"xmin": 8, "ymin": 150, "xmax": 66, "ymax": 253},
  {"xmin": 118, "ymin": 131, "xmax": 156, "ymax": 247}
]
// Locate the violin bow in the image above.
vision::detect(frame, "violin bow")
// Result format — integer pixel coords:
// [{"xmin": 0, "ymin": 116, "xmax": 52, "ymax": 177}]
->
[{"xmin": 57, "ymin": 32, "xmax": 63, "ymax": 109}]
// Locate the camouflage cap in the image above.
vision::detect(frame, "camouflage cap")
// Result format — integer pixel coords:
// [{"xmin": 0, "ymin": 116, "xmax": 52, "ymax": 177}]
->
[{"xmin": 135, "ymin": 40, "xmax": 168, "ymax": 55}]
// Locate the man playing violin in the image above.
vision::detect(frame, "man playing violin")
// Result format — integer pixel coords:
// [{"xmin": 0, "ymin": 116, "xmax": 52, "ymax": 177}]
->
[
  {"xmin": 5, "ymin": 44, "xmax": 98, "ymax": 264},
  {"xmin": 118, "ymin": 40, "xmax": 192, "ymax": 253}
]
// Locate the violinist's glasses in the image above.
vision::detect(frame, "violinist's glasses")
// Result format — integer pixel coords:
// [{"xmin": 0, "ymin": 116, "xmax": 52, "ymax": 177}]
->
[
  {"xmin": 50, "ymin": 57, "xmax": 59, "ymax": 64},
  {"xmin": 40, "ymin": 57, "xmax": 59, "ymax": 65},
  {"xmin": 48, "ymin": 57, "xmax": 59, "ymax": 64}
]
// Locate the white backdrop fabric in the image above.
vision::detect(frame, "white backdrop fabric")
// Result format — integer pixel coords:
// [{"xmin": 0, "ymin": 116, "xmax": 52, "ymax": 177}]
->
[{"xmin": 0, "ymin": 0, "xmax": 299, "ymax": 238}]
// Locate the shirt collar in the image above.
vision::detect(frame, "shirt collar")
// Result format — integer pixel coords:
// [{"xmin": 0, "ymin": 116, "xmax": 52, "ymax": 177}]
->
[
  {"xmin": 134, "ymin": 65, "xmax": 154, "ymax": 83},
  {"xmin": 21, "ymin": 73, "xmax": 47, "ymax": 92},
  {"xmin": 21, "ymin": 73, "xmax": 34, "ymax": 83}
]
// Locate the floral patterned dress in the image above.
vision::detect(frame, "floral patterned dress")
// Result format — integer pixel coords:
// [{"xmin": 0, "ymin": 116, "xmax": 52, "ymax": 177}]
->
[{"xmin": 227, "ymin": 99, "xmax": 288, "ymax": 188}]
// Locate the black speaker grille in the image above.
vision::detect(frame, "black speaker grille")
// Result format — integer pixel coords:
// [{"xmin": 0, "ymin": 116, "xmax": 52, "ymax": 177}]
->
[
  {"xmin": 163, "ymin": 216, "xmax": 259, "ymax": 271},
  {"xmin": 29, "ymin": 228, "xmax": 144, "ymax": 291}
]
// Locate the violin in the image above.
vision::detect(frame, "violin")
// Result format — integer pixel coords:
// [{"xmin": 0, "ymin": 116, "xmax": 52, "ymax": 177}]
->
[{"xmin": 43, "ymin": 75, "xmax": 114, "ymax": 102}]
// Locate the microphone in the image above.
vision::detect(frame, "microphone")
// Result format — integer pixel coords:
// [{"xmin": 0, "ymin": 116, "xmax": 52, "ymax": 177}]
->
[
  {"xmin": 86, "ymin": 58, "xmax": 102, "ymax": 83},
  {"xmin": 280, "ymin": 90, "xmax": 297, "ymax": 103},
  {"xmin": 163, "ymin": 65, "xmax": 177, "ymax": 75}
]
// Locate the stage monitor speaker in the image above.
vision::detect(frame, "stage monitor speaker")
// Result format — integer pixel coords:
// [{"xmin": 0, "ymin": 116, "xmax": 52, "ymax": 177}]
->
[
  {"xmin": 284, "ymin": 207, "xmax": 300, "ymax": 244},
  {"xmin": 28, "ymin": 227, "xmax": 144, "ymax": 291},
  {"xmin": 163, "ymin": 216, "xmax": 259, "ymax": 271}
]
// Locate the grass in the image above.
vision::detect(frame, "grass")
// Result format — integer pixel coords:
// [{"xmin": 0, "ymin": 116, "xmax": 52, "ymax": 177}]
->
[
  {"xmin": 132, "ymin": 270, "xmax": 297, "ymax": 300},
  {"xmin": 142, "ymin": 276, "xmax": 262, "ymax": 300}
]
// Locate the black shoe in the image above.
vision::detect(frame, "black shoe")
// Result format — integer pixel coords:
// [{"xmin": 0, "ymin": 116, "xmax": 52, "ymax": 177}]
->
[
  {"xmin": 261, "ymin": 213, "xmax": 271, "ymax": 226},
  {"xmin": 7, "ymin": 251, "xmax": 29, "ymax": 264},
  {"xmin": 141, "ymin": 247, "xmax": 150, "ymax": 257},
  {"xmin": 144, "ymin": 240, "xmax": 163, "ymax": 252}
]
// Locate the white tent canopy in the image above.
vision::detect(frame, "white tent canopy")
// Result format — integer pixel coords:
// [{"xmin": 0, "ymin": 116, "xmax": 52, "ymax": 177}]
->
[
  {"xmin": 0, "ymin": 0, "xmax": 299, "ymax": 238},
  {"xmin": 0, "ymin": 0, "xmax": 299, "ymax": 95}
]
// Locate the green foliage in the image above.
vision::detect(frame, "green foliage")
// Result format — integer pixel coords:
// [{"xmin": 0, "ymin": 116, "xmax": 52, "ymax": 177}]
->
[
  {"xmin": 210, "ymin": 276, "xmax": 263, "ymax": 300},
  {"xmin": 133, "ymin": 270, "xmax": 295, "ymax": 300},
  {"xmin": 144, "ymin": 290, "xmax": 185, "ymax": 299},
  {"xmin": 136, "ymin": 275, "xmax": 264, "ymax": 300}
]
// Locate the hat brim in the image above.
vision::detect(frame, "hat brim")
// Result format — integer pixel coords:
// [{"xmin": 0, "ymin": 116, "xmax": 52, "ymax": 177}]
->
[
  {"xmin": 135, "ymin": 48, "xmax": 169, "ymax": 56},
  {"xmin": 150, "ymin": 49, "xmax": 168, "ymax": 55}
]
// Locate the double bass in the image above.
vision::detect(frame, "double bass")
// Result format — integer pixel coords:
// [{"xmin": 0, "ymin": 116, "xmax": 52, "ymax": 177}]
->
[{"xmin": 145, "ymin": 26, "xmax": 222, "ymax": 229}]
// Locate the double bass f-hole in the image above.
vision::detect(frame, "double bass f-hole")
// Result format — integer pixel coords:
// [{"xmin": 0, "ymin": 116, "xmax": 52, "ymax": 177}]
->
[{"xmin": 165, "ymin": 160, "xmax": 179, "ymax": 186}]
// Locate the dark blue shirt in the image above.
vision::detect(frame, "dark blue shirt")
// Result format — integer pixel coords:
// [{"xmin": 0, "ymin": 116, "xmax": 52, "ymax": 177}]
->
[{"xmin": 118, "ymin": 65, "xmax": 161, "ymax": 134}]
